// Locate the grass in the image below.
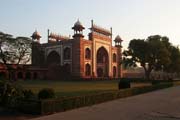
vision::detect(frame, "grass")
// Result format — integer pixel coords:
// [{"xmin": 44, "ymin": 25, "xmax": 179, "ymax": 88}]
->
[
  {"xmin": 17, "ymin": 80, "xmax": 120, "ymax": 97},
  {"xmin": 13, "ymin": 79, "xmax": 180, "ymax": 98}
]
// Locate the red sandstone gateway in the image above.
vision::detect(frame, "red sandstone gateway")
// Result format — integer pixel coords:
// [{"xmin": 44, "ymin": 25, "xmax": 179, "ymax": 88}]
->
[{"xmin": 0, "ymin": 20, "xmax": 123, "ymax": 80}]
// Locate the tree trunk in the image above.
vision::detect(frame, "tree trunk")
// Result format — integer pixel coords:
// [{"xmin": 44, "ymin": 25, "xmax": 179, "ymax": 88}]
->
[
  {"xmin": 143, "ymin": 66, "xmax": 152, "ymax": 80},
  {"xmin": 145, "ymin": 70, "xmax": 151, "ymax": 80}
]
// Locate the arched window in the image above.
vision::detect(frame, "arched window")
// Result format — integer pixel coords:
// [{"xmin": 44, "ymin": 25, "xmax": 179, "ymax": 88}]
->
[
  {"xmin": 113, "ymin": 66, "xmax": 116, "ymax": 78},
  {"xmin": 64, "ymin": 63, "xmax": 71, "ymax": 73},
  {"xmin": 63, "ymin": 47, "xmax": 71, "ymax": 60},
  {"xmin": 0, "ymin": 72, "xmax": 6, "ymax": 79},
  {"xmin": 85, "ymin": 48, "xmax": 91, "ymax": 59},
  {"xmin": 17, "ymin": 72, "xmax": 23, "ymax": 79},
  {"xmin": 25, "ymin": 72, "xmax": 31, "ymax": 80},
  {"xmin": 113, "ymin": 53, "xmax": 117, "ymax": 62},
  {"xmin": 47, "ymin": 51, "xmax": 60, "ymax": 65},
  {"xmin": 33, "ymin": 72, "xmax": 38, "ymax": 79},
  {"xmin": 85, "ymin": 64, "xmax": 91, "ymax": 76}
]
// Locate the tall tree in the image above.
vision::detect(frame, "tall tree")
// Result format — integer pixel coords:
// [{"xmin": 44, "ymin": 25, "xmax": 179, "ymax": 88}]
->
[
  {"xmin": 0, "ymin": 32, "xmax": 13, "ymax": 64},
  {"xmin": 0, "ymin": 31, "xmax": 31, "ymax": 80},
  {"xmin": 165, "ymin": 46, "xmax": 180, "ymax": 73},
  {"xmin": 11, "ymin": 37, "xmax": 31, "ymax": 64},
  {"xmin": 123, "ymin": 35, "xmax": 171, "ymax": 79},
  {"xmin": 0, "ymin": 32, "xmax": 31, "ymax": 65}
]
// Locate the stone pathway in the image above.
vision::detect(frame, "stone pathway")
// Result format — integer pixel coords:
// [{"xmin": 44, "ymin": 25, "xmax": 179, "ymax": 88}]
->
[{"xmin": 30, "ymin": 86, "xmax": 180, "ymax": 120}]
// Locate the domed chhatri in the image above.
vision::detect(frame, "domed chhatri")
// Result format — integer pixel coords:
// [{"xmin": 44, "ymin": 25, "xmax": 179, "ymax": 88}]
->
[
  {"xmin": 72, "ymin": 19, "xmax": 85, "ymax": 31},
  {"xmin": 31, "ymin": 30, "xmax": 41, "ymax": 40},
  {"xmin": 72, "ymin": 19, "xmax": 85, "ymax": 38},
  {"xmin": 114, "ymin": 35, "xmax": 123, "ymax": 47},
  {"xmin": 114, "ymin": 35, "xmax": 123, "ymax": 42}
]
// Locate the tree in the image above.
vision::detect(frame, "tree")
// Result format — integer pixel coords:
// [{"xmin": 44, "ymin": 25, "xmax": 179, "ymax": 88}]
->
[
  {"xmin": 0, "ymin": 32, "xmax": 13, "ymax": 64},
  {"xmin": 0, "ymin": 31, "xmax": 31, "ymax": 80},
  {"xmin": 158, "ymin": 36, "xmax": 180, "ymax": 74},
  {"xmin": 123, "ymin": 35, "xmax": 171, "ymax": 79},
  {"xmin": 0, "ymin": 32, "xmax": 31, "ymax": 65},
  {"xmin": 11, "ymin": 37, "xmax": 31, "ymax": 64},
  {"xmin": 165, "ymin": 46, "xmax": 180, "ymax": 73}
]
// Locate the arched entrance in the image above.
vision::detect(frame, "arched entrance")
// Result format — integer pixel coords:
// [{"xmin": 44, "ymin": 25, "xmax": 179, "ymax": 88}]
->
[
  {"xmin": 113, "ymin": 66, "xmax": 116, "ymax": 78},
  {"xmin": 25, "ymin": 72, "xmax": 31, "ymax": 80},
  {"xmin": 96, "ymin": 47, "xmax": 109, "ymax": 77},
  {"xmin": 17, "ymin": 72, "xmax": 23, "ymax": 79},
  {"xmin": 85, "ymin": 64, "xmax": 91, "ymax": 76},
  {"xmin": 33, "ymin": 72, "xmax": 38, "ymax": 79},
  {"xmin": 0, "ymin": 72, "xmax": 6, "ymax": 79},
  {"xmin": 47, "ymin": 51, "xmax": 60, "ymax": 65},
  {"xmin": 64, "ymin": 63, "xmax": 71, "ymax": 73}
]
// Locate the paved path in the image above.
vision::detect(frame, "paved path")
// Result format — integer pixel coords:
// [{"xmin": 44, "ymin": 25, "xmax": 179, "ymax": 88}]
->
[{"xmin": 30, "ymin": 86, "xmax": 180, "ymax": 120}]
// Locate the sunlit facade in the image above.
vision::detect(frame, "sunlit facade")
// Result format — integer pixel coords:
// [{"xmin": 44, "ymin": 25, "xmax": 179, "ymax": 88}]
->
[
  {"xmin": 0, "ymin": 20, "xmax": 123, "ymax": 80},
  {"xmin": 31, "ymin": 20, "xmax": 123, "ymax": 79}
]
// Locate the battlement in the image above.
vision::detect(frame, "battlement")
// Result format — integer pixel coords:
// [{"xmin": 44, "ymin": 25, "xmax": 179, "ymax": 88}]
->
[{"xmin": 48, "ymin": 32, "xmax": 70, "ymax": 42}]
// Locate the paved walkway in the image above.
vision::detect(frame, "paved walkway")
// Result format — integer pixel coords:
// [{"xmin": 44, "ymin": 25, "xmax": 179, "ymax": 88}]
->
[{"xmin": 30, "ymin": 86, "xmax": 180, "ymax": 120}]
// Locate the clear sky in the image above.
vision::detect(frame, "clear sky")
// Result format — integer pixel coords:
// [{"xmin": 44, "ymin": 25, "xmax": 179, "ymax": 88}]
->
[{"xmin": 0, "ymin": 0, "xmax": 180, "ymax": 48}]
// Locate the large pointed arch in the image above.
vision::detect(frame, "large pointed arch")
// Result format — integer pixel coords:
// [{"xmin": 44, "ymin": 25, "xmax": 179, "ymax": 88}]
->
[
  {"xmin": 96, "ymin": 47, "xmax": 109, "ymax": 77},
  {"xmin": 46, "ymin": 51, "xmax": 60, "ymax": 65}
]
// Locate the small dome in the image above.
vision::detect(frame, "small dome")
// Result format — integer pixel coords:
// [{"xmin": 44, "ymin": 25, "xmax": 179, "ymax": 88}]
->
[
  {"xmin": 74, "ymin": 20, "xmax": 83, "ymax": 27},
  {"xmin": 31, "ymin": 30, "xmax": 41, "ymax": 40},
  {"xmin": 114, "ymin": 35, "xmax": 123, "ymax": 42},
  {"xmin": 72, "ymin": 19, "xmax": 85, "ymax": 30}
]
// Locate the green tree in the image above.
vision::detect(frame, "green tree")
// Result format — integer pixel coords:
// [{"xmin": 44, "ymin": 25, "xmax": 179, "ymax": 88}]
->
[
  {"xmin": 123, "ymin": 35, "xmax": 171, "ymax": 79},
  {"xmin": 0, "ymin": 32, "xmax": 33, "ymax": 108},
  {"xmin": 159, "ymin": 36, "xmax": 180, "ymax": 74},
  {"xmin": 0, "ymin": 32, "xmax": 31, "ymax": 65},
  {"xmin": 165, "ymin": 46, "xmax": 180, "ymax": 73},
  {"xmin": 0, "ymin": 32, "xmax": 13, "ymax": 64},
  {"xmin": 11, "ymin": 37, "xmax": 32, "ymax": 64},
  {"xmin": 0, "ymin": 31, "xmax": 31, "ymax": 80}
]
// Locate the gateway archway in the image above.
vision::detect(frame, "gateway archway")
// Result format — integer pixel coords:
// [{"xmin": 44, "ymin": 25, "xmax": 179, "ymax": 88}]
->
[
  {"xmin": 47, "ymin": 51, "xmax": 60, "ymax": 65},
  {"xmin": 96, "ymin": 47, "xmax": 109, "ymax": 77}
]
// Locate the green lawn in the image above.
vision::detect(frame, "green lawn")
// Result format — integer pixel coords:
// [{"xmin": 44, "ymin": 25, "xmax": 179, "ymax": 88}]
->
[{"xmin": 17, "ymin": 80, "xmax": 120, "ymax": 97}]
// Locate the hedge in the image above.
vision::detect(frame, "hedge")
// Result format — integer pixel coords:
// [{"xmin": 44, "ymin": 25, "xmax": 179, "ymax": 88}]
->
[
  {"xmin": 17, "ymin": 82, "xmax": 173, "ymax": 114},
  {"xmin": 17, "ymin": 100, "xmax": 41, "ymax": 114}
]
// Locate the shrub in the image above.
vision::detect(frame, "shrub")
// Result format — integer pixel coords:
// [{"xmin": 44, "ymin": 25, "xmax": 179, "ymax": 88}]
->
[
  {"xmin": 17, "ymin": 100, "xmax": 41, "ymax": 114},
  {"xmin": 38, "ymin": 88, "xmax": 55, "ymax": 100},
  {"xmin": 19, "ymin": 82, "xmax": 173, "ymax": 115},
  {"xmin": 40, "ymin": 83, "xmax": 173, "ymax": 114},
  {"xmin": 118, "ymin": 80, "xmax": 130, "ymax": 89},
  {"xmin": 0, "ymin": 80, "xmax": 24, "ymax": 107},
  {"xmin": 23, "ymin": 89, "xmax": 35, "ymax": 100}
]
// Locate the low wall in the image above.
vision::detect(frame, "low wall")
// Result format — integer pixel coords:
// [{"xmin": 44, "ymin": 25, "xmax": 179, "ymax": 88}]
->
[{"xmin": 17, "ymin": 83, "xmax": 173, "ymax": 115}]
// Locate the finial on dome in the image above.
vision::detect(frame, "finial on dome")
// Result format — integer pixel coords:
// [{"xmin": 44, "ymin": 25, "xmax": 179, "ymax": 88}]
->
[
  {"xmin": 72, "ymin": 19, "xmax": 85, "ymax": 30},
  {"xmin": 31, "ymin": 30, "xmax": 41, "ymax": 41}
]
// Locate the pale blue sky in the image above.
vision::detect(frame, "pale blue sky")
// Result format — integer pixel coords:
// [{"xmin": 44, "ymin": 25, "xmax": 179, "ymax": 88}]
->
[{"xmin": 0, "ymin": 0, "xmax": 180, "ymax": 48}]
